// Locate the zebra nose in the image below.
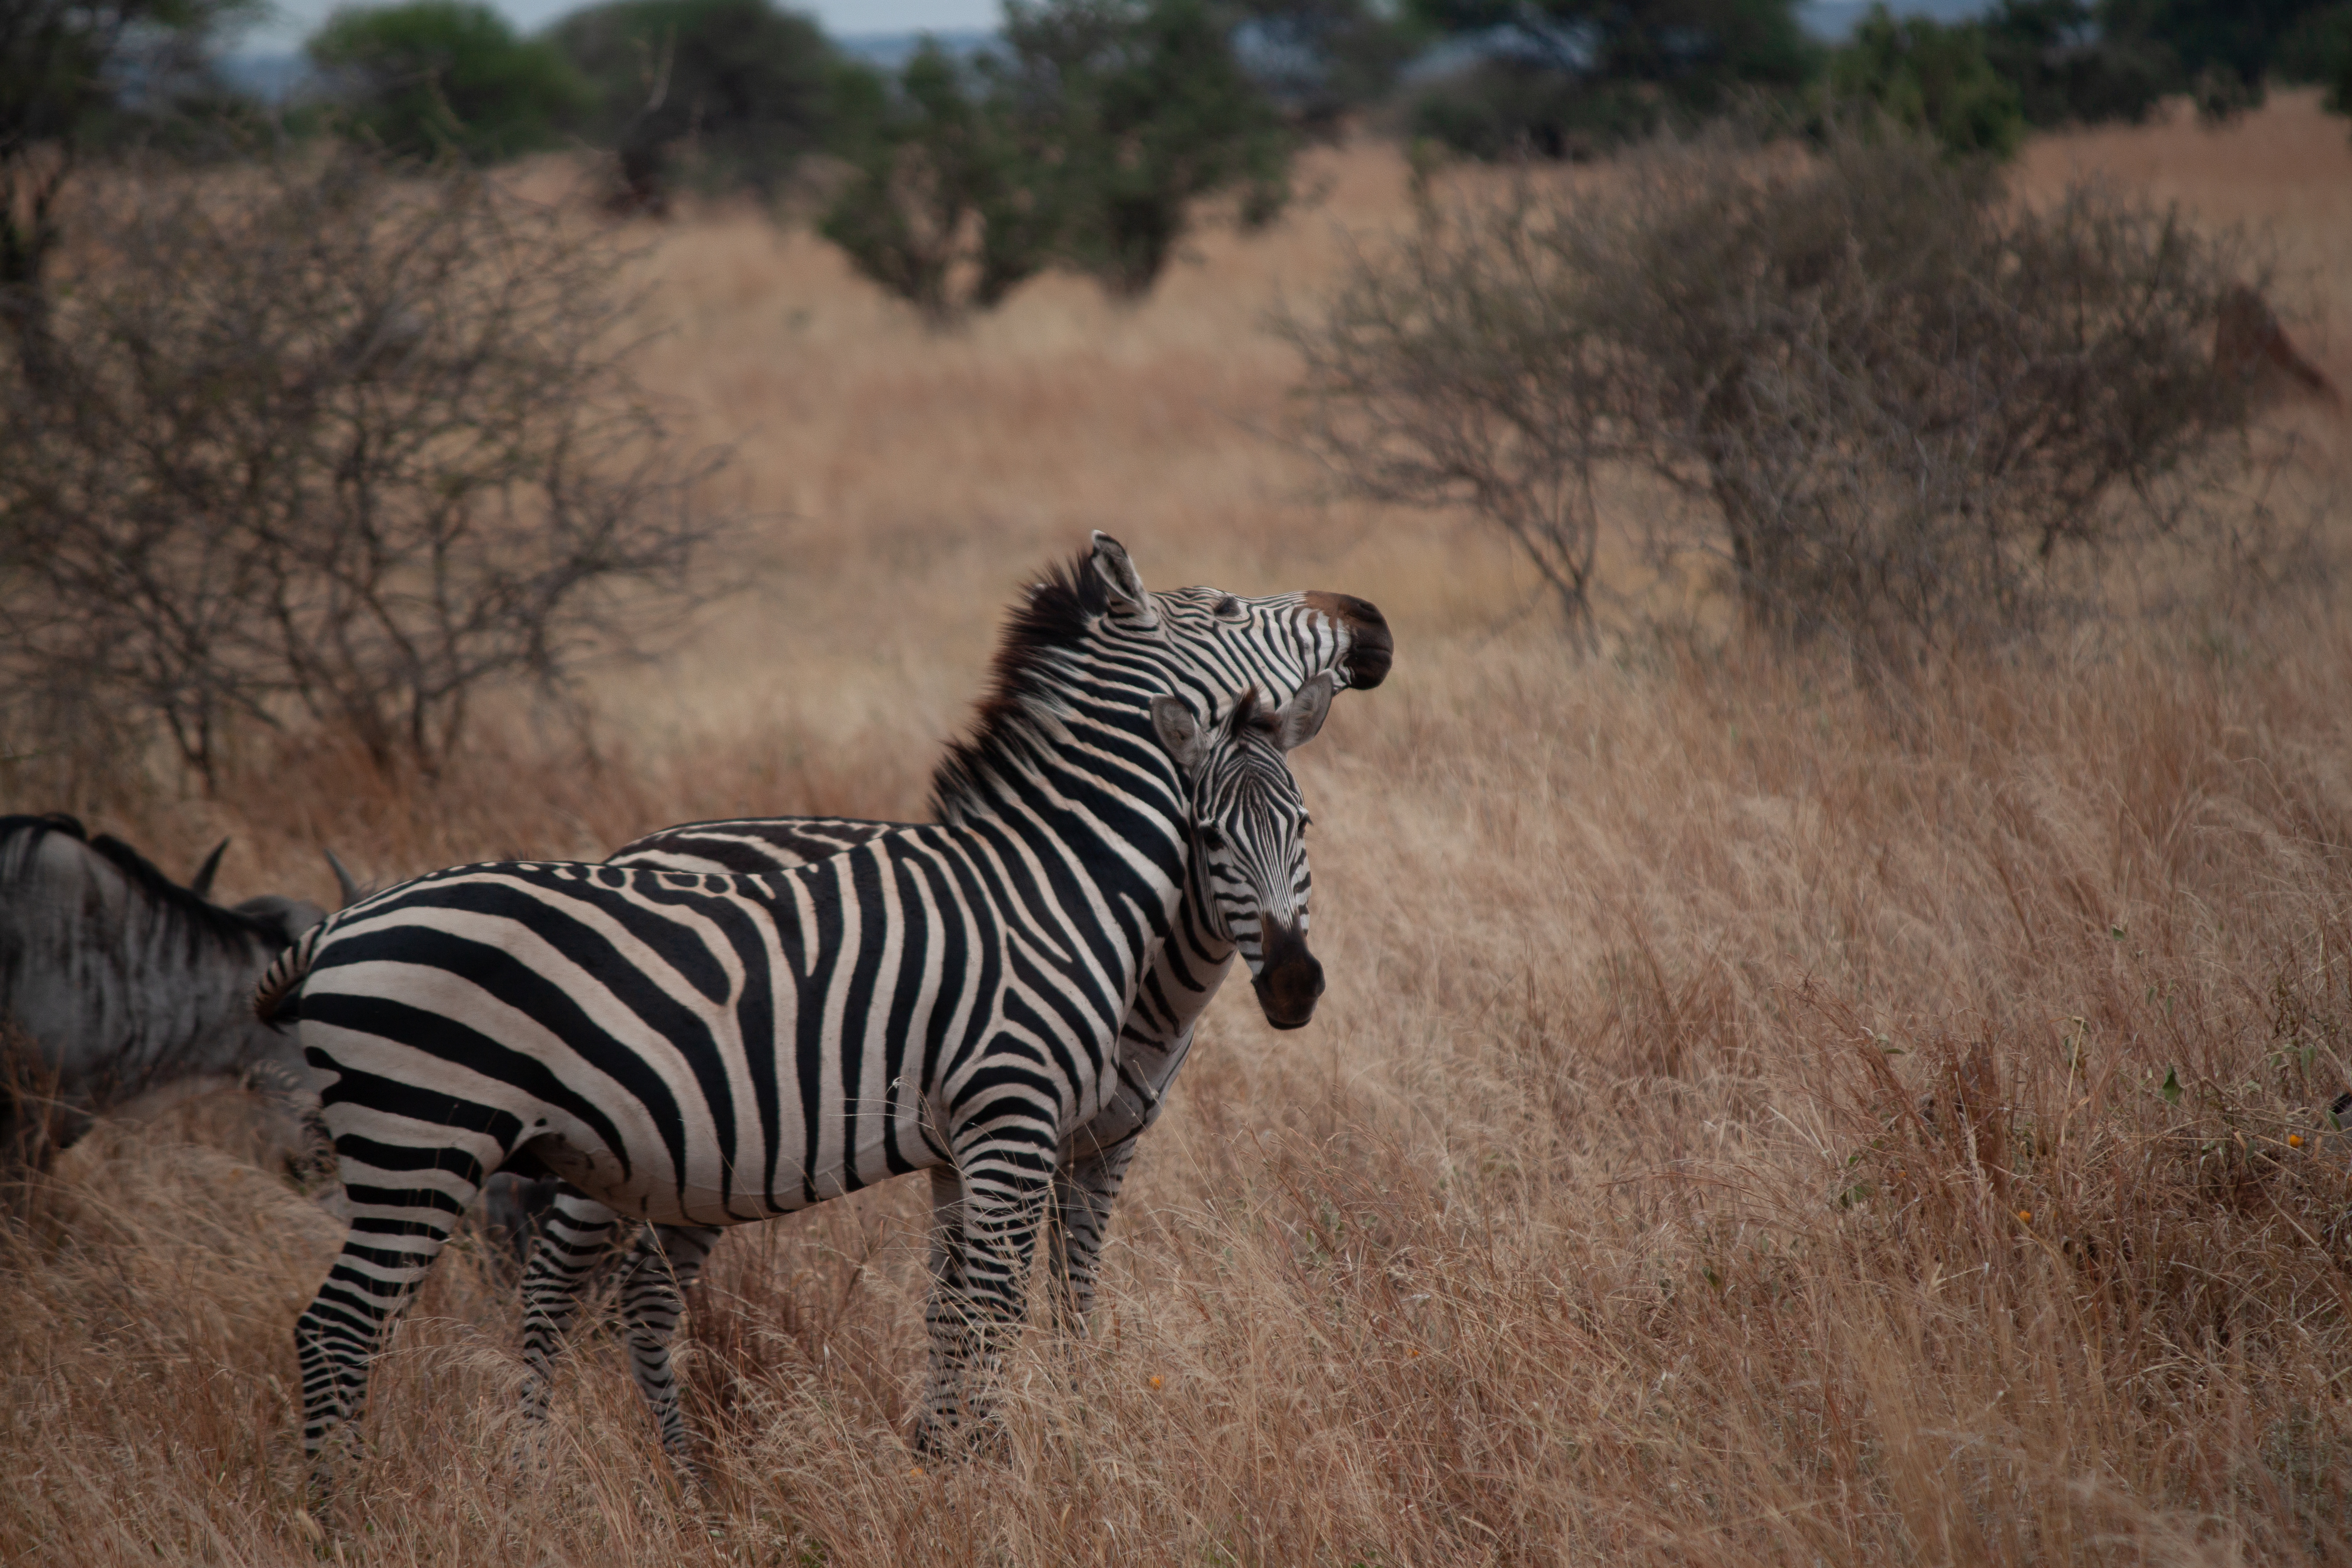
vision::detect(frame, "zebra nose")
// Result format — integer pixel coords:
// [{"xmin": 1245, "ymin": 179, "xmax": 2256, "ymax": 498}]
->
[
  {"xmin": 1252, "ymin": 932, "xmax": 1324, "ymax": 1030},
  {"xmin": 1305, "ymin": 591, "xmax": 1392, "ymax": 689}
]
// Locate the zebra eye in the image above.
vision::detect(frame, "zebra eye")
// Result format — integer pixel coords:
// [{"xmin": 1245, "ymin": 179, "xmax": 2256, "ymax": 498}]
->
[
  {"xmin": 1197, "ymin": 824, "xmax": 1227, "ymax": 849},
  {"xmin": 1212, "ymin": 595, "xmax": 1243, "ymax": 619}
]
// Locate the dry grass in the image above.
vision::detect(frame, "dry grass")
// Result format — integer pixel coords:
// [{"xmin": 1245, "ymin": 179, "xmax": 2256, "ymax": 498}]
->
[{"xmin": 6, "ymin": 97, "xmax": 2352, "ymax": 1566}]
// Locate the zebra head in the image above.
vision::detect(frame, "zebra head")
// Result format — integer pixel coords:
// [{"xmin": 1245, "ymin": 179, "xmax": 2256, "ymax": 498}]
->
[
  {"xmin": 931, "ymin": 534, "xmax": 1391, "ymax": 835},
  {"xmin": 1083, "ymin": 531, "xmax": 1392, "ymax": 704},
  {"xmin": 1150, "ymin": 675, "xmax": 1333, "ymax": 1031}
]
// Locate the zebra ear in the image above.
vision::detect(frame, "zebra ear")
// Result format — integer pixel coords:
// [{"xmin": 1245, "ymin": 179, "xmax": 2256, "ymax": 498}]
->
[
  {"xmin": 1151, "ymin": 694, "xmax": 1210, "ymax": 775},
  {"xmin": 1270, "ymin": 673, "xmax": 1335, "ymax": 753},
  {"xmin": 1090, "ymin": 532, "xmax": 1158, "ymax": 627}
]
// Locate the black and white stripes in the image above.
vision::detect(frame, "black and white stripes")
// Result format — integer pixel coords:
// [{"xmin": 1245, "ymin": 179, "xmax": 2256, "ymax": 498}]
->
[{"xmin": 258, "ymin": 534, "xmax": 1390, "ymax": 1470}]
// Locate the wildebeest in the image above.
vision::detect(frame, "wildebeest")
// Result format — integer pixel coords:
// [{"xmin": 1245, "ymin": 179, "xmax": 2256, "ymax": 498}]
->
[{"xmin": 0, "ymin": 813, "xmax": 346, "ymax": 1161}]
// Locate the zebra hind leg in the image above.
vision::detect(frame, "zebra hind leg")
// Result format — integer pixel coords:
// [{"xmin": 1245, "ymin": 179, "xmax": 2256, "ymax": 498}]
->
[
  {"xmin": 294, "ymin": 1171, "xmax": 482, "ymax": 1488},
  {"xmin": 514, "ymin": 1184, "xmax": 621, "ymax": 1467},
  {"xmin": 614, "ymin": 1223, "xmax": 720, "ymax": 1468}
]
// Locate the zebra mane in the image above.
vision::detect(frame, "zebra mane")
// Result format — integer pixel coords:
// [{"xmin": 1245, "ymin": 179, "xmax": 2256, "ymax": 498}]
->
[{"xmin": 928, "ymin": 548, "xmax": 1115, "ymax": 822}]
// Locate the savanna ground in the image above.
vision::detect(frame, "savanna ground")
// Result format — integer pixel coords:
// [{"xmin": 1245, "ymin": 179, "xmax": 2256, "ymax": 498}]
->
[{"xmin": 8, "ymin": 93, "xmax": 2352, "ymax": 1567}]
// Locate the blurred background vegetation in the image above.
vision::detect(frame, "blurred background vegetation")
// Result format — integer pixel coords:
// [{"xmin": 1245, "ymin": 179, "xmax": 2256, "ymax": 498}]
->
[
  {"xmin": 4, "ymin": 0, "xmax": 2351, "ymax": 788},
  {"xmin": 13, "ymin": 1, "xmax": 2352, "ymax": 298},
  {"xmin": 7, "ymin": 9, "xmax": 2352, "ymax": 1556}
]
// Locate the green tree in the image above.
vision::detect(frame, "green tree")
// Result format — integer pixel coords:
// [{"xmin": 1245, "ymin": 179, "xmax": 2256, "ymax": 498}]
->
[
  {"xmin": 2092, "ymin": 0, "xmax": 2341, "ymax": 118},
  {"xmin": 1006, "ymin": 0, "xmax": 1294, "ymax": 298},
  {"xmin": 1828, "ymin": 4, "xmax": 2026, "ymax": 160},
  {"xmin": 817, "ymin": 2, "xmax": 1298, "ymax": 311},
  {"xmin": 820, "ymin": 42, "xmax": 1063, "ymax": 325},
  {"xmin": 2277, "ymin": 3, "xmax": 2352, "ymax": 79},
  {"xmin": 1234, "ymin": 0, "xmax": 1419, "ymax": 134},
  {"xmin": 1405, "ymin": 0, "xmax": 1818, "ymax": 159},
  {"xmin": 1981, "ymin": 0, "xmax": 2171, "ymax": 126},
  {"xmin": 1, "ymin": 0, "xmax": 259, "ymax": 362},
  {"xmin": 549, "ymin": 0, "xmax": 838, "ymax": 203},
  {"xmin": 307, "ymin": 1, "xmax": 590, "ymax": 162},
  {"xmin": 2274, "ymin": 3, "xmax": 2352, "ymax": 136}
]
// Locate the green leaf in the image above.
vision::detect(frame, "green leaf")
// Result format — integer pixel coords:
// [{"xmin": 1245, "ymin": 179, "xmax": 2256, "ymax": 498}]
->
[{"xmin": 2160, "ymin": 1067, "xmax": 2182, "ymax": 1106}]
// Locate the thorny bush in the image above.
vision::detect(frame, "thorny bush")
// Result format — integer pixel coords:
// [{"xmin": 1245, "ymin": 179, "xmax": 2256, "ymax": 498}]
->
[
  {"xmin": 1285, "ymin": 130, "xmax": 2265, "ymax": 664},
  {"xmin": 0, "ymin": 149, "xmax": 728, "ymax": 790}
]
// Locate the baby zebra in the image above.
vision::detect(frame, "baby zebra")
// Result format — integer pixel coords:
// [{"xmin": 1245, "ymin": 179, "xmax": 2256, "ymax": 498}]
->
[{"xmin": 256, "ymin": 543, "xmax": 1342, "ymax": 1476}]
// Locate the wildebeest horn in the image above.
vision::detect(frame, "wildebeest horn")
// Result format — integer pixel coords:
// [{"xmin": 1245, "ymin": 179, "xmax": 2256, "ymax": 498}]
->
[
  {"xmin": 326, "ymin": 849, "xmax": 362, "ymax": 907},
  {"xmin": 190, "ymin": 838, "xmax": 230, "ymax": 900}
]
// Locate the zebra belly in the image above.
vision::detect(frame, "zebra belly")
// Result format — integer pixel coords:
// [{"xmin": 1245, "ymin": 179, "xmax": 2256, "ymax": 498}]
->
[{"xmin": 514, "ymin": 1107, "xmax": 938, "ymax": 1228}]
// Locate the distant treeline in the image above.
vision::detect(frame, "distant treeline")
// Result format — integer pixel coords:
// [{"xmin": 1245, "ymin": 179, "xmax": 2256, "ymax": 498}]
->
[
  {"xmin": 276, "ymin": 0, "xmax": 2352, "ymax": 172},
  {"xmin": 5, "ymin": 0, "xmax": 2352, "ymax": 319}
]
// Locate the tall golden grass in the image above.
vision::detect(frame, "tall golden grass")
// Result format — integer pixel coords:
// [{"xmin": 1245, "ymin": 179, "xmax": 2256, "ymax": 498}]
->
[{"xmin": 6, "ymin": 95, "xmax": 2352, "ymax": 1566}]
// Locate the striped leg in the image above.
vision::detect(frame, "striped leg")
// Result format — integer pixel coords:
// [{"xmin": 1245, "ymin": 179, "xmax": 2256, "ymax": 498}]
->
[
  {"xmin": 516, "ymin": 1186, "xmax": 621, "ymax": 1446},
  {"xmin": 1048, "ymin": 1137, "xmax": 1141, "ymax": 1330},
  {"xmin": 916, "ymin": 1115, "xmax": 1055, "ymax": 1455},
  {"xmin": 915, "ymin": 1166, "xmax": 974, "ymax": 1454},
  {"xmin": 1048, "ymin": 1028, "xmax": 1194, "ymax": 1329},
  {"xmin": 614, "ymin": 1223, "xmax": 720, "ymax": 1460},
  {"xmin": 295, "ymin": 1166, "xmax": 483, "ymax": 1475}
]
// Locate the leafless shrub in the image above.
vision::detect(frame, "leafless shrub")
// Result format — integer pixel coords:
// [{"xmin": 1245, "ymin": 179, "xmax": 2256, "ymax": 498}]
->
[
  {"xmin": 1284, "ymin": 130, "xmax": 2263, "ymax": 663},
  {"xmin": 0, "ymin": 150, "xmax": 729, "ymax": 787},
  {"xmin": 1278, "ymin": 182, "xmax": 1623, "ymax": 648}
]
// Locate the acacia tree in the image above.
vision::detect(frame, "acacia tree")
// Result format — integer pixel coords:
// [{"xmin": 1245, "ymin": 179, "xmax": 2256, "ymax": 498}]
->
[
  {"xmin": 1006, "ymin": 0, "xmax": 1294, "ymax": 298},
  {"xmin": 306, "ymin": 0, "xmax": 590, "ymax": 162},
  {"xmin": 0, "ymin": 0, "xmax": 256, "ymax": 365},
  {"xmin": 0, "ymin": 152, "xmax": 728, "ymax": 784},
  {"xmin": 1823, "ymin": 5, "xmax": 2026, "ymax": 160},
  {"xmin": 1405, "ymin": 0, "xmax": 1816, "ymax": 159},
  {"xmin": 551, "ymin": 0, "xmax": 839, "ymax": 205},
  {"xmin": 821, "ymin": 41, "xmax": 1064, "ymax": 326},
  {"xmin": 821, "ymin": 0, "xmax": 1296, "ymax": 318}
]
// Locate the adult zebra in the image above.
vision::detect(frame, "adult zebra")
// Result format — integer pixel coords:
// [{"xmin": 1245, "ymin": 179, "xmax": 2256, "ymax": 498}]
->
[
  {"xmin": 256, "ymin": 535, "xmax": 1389, "ymax": 1469},
  {"xmin": 505, "ymin": 553, "xmax": 1391, "ymax": 1449}
]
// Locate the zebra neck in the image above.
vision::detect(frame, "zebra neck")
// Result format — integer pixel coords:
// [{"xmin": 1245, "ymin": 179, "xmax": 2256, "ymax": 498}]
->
[
  {"xmin": 936, "ymin": 703, "xmax": 1191, "ymax": 916},
  {"xmin": 1144, "ymin": 923, "xmax": 1236, "ymax": 1042}
]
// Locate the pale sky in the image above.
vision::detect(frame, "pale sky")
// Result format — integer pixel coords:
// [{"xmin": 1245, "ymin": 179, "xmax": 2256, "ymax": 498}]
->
[{"xmin": 241, "ymin": 0, "xmax": 1001, "ymax": 51}]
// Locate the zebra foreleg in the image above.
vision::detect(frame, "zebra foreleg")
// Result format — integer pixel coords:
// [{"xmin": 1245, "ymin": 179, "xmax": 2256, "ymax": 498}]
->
[
  {"xmin": 915, "ymin": 1132, "xmax": 1054, "ymax": 1458},
  {"xmin": 614, "ymin": 1223, "xmax": 719, "ymax": 1464},
  {"xmin": 915, "ymin": 1166, "xmax": 974, "ymax": 1456},
  {"xmin": 514, "ymin": 1185, "xmax": 620, "ymax": 1463},
  {"xmin": 1047, "ymin": 1028, "xmax": 1190, "ymax": 1334},
  {"xmin": 1048, "ymin": 1135, "xmax": 1142, "ymax": 1333}
]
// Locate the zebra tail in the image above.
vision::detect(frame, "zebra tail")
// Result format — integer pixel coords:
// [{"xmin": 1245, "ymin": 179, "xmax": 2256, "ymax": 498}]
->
[{"xmin": 252, "ymin": 920, "xmax": 330, "ymax": 1029}]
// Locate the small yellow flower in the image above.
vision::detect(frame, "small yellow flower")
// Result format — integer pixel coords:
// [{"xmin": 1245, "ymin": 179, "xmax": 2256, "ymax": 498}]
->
[
  {"xmin": 1149, "ymin": 1374, "xmax": 1163, "ymax": 1390},
  {"xmin": 908, "ymin": 1466, "xmax": 924, "ymax": 1478},
  {"xmin": 2289, "ymin": 1133, "xmax": 2305, "ymax": 1148},
  {"xmin": 1407, "ymin": 1348, "xmax": 1420, "ymax": 1358},
  {"xmin": 2016, "ymin": 1209, "xmax": 2032, "ymax": 1223}
]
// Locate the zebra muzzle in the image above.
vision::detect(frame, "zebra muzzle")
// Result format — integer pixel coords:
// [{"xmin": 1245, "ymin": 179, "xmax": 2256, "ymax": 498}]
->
[
  {"xmin": 1304, "ymin": 591, "xmax": 1393, "ymax": 690},
  {"xmin": 1252, "ymin": 931, "xmax": 1325, "ymax": 1030}
]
